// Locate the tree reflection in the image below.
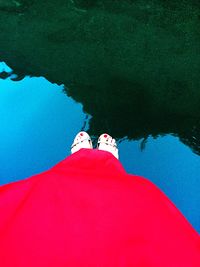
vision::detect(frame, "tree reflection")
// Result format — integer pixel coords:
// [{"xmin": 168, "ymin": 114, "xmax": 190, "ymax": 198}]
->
[{"xmin": 0, "ymin": 0, "xmax": 200, "ymax": 154}]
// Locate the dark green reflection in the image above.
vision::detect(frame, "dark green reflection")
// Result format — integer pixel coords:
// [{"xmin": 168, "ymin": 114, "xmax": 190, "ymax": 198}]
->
[{"xmin": 0, "ymin": 0, "xmax": 200, "ymax": 154}]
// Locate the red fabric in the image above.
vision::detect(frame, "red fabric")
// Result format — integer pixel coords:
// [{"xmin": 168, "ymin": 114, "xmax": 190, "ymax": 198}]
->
[{"xmin": 0, "ymin": 149, "xmax": 199, "ymax": 266}]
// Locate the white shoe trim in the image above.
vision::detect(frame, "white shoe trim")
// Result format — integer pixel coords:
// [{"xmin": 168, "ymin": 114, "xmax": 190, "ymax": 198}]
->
[
  {"xmin": 71, "ymin": 132, "xmax": 93, "ymax": 154},
  {"xmin": 97, "ymin": 133, "xmax": 119, "ymax": 159}
]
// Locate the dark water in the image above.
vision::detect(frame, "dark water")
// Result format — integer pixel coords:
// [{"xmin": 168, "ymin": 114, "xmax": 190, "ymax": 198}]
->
[{"xmin": 0, "ymin": 0, "xmax": 200, "ymax": 232}]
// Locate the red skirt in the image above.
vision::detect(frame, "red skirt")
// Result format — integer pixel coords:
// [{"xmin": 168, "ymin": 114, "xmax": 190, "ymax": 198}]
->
[{"xmin": 0, "ymin": 149, "xmax": 199, "ymax": 266}]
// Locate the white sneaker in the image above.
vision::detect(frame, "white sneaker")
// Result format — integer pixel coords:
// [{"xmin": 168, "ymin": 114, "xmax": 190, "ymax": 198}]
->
[
  {"xmin": 97, "ymin": 133, "xmax": 119, "ymax": 159},
  {"xmin": 71, "ymin": 131, "xmax": 93, "ymax": 154}
]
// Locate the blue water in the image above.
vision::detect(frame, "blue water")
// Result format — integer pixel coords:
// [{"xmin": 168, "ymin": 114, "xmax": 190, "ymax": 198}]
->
[{"xmin": 0, "ymin": 62, "xmax": 200, "ymax": 233}]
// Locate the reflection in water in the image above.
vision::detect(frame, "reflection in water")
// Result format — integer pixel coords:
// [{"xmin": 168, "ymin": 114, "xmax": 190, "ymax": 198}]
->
[
  {"xmin": 0, "ymin": 1, "xmax": 200, "ymax": 231},
  {"xmin": 0, "ymin": 69, "xmax": 86, "ymax": 184},
  {"xmin": 0, "ymin": 0, "xmax": 200, "ymax": 154}
]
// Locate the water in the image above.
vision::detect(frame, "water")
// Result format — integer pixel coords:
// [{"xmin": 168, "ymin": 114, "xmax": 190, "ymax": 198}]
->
[{"xmin": 0, "ymin": 0, "xmax": 200, "ymax": 232}]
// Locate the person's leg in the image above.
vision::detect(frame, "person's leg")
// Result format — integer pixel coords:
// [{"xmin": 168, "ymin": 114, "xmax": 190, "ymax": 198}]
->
[
  {"xmin": 97, "ymin": 133, "xmax": 119, "ymax": 159},
  {"xmin": 71, "ymin": 131, "xmax": 93, "ymax": 154}
]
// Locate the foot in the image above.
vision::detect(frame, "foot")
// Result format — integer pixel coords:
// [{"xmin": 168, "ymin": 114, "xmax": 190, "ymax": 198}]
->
[
  {"xmin": 97, "ymin": 133, "xmax": 119, "ymax": 159},
  {"xmin": 71, "ymin": 131, "xmax": 93, "ymax": 154}
]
